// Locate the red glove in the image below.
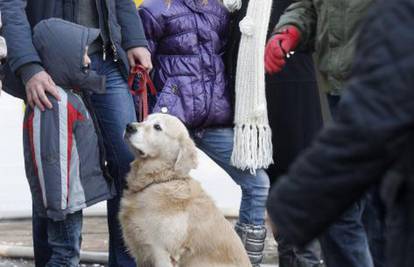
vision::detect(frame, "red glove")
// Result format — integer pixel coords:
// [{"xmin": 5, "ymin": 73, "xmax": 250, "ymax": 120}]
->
[{"xmin": 265, "ymin": 26, "xmax": 301, "ymax": 74}]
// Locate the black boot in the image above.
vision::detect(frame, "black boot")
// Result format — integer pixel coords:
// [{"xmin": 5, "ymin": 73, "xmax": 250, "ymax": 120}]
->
[
  {"xmin": 235, "ymin": 222, "xmax": 267, "ymax": 267},
  {"xmin": 277, "ymin": 234, "xmax": 325, "ymax": 267}
]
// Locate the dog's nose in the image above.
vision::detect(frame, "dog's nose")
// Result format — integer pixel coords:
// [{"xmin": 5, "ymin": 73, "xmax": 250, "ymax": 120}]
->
[{"xmin": 126, "ymin": 123, "xmax": 137, "ymax": 134}]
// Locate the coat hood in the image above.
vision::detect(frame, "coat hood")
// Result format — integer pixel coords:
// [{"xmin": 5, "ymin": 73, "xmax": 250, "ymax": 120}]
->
[{"xmin": 32, "ymin": 18, "xmax": 105, "ymax": 93}]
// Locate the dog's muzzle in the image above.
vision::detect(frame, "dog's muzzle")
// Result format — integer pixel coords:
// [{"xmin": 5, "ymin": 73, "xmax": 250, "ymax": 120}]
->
[
  {"xmin": 124, "ymin": 123, "xmax": 146, "ymax": 157},
  {"xmin": 126, "ymin": 123, "xmax": 138, "ymax": 134}
]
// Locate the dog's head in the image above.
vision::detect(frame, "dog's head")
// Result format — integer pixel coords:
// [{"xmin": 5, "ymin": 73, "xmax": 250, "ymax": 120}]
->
[{"xmin": 124, "ymin": 113, "xmax": 198, "ymax": 175}]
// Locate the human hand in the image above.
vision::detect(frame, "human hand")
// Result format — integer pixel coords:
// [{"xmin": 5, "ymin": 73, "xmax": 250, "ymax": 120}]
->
[
  {"xmin": 127, "ymin": 47, "xmax": 153, "ymax": 72},
  {"xmin": 25, "ymin": 71, "xmax": 60, "ymax": 111},
  {"xmin": 265, "ymin": 26, "xmax": 301, "ymax": 74}
]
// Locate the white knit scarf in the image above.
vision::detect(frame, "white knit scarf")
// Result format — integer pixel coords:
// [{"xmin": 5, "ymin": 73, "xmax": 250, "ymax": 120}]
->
[{"xmin": 224, "ymin": 0, "xmax": 273, "ymax": 173}]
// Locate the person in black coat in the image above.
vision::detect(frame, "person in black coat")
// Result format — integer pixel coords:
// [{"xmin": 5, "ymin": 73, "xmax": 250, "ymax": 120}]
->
[
  {"xmin": 267, "ymin": 0, "xmax": 414, "ymax": 266},
  {"xmin": 225, "ymin": 1, "xmax": 324, "ymax": 266}
]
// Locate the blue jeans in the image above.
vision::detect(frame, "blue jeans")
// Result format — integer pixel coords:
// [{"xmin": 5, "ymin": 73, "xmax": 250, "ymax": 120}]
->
[
  {"xmin": 320, "ymin": 95, "xmax": 374, "ymax": 267},
  {"xmin": 89, "ymin": 54, "xmax": 137, "ymax": 267},
  {"xmin": 363, "ymin": 188, "xmax": 386, "ymax": 267},
  {"xmin": 32, "ymin": 210, "xmax": 82, "ymax": 267},
  {"xmin": 193, "ymin": 128, "xmax": 270, "ymax": 225},
  {"xmin": 320, "ymin": 200, "xmax": 373, "ymax": 267}
]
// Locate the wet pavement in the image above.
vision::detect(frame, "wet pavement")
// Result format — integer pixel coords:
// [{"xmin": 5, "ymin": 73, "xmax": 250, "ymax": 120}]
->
[
  {"xmin": 0, "ymin": 259, "xmax": 277, "ymax": 267},
  {"xmin": 0, "ymin": 217, "xmax": 278, "ymax": 266},
  {"xmin": 0, "ymin": 258, "xmax": 106, "ymax": 267}
]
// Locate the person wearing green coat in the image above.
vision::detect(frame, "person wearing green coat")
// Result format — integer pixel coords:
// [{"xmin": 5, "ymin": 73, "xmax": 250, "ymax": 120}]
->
[
  {"xmin": 266, "ymin": 0, "xmax": 374, "ymax": 95},
  {"xmin": 264, "ymin": 1, "xmax": 385, "ymax": 267}
]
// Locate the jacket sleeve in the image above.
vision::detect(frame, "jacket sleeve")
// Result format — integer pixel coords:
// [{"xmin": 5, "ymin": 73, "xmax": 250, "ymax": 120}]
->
[
  {"xmin": 0, "ymin": 0, "xmax": 42, "ymax": 75},
  {"xmin": 274, "ymin": 0, "xmax": 317, "ymax": 50},
  {"xmin": 138, "ymin": 7, "xmax": 163, "ymax": 55},
  {"xmin": 267, "ymin": 0, "xmax": 414, "ymax": 246},
  {"xmin": 115, "ymin": 0, "xmax": 148, "ymax": 50}
]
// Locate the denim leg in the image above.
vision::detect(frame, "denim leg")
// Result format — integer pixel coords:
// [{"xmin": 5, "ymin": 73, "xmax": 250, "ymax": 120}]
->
[
  {"xmin": 45, "ymin": 211, "xmax": 83, "ymax": 267},
  {"xmin": 90, "ymin": 55, "xmax": 136, "ymax": 267},
  {"xmin": 363, "ymin": 188, "xmax": 386, "ymax": 267},
  {"xmin": 320, "ymin": 200, "xmax": 374, "ymax": 267},
  {"xmin": 193, "ymin": 128, "xmax": 270, "ymax": 225},
  {"xmin": 32, "ymin": 208, "xmax": 52, "ymax": 267}
]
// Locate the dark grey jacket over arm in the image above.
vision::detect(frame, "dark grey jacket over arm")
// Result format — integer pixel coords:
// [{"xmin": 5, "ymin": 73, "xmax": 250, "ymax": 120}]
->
[
  {"xmin": 0, "ymin": 0, "xmax": 148, "ymax": 100},
  {"xmin": 1, "ymin": 0, "xmax": 42, "ymax": 74},
  {"xmin": 267, "ymin": 1, "xmax": 414, "ymax": 266},
  {"xmin": 115, "ymin": 0, "xmax": 147, "ymax": 50}
]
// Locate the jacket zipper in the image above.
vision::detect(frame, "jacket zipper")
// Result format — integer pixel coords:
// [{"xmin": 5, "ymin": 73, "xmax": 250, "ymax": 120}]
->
[
  {"xmin": 102, "ymin": 0, "xmax": 118, "ymax": 62},
  {"xmin": 111, "ymin": 43, "xmax": 118, "ymax": 62},
  {"xmin": 103, "ymin": 45, "xmax": 107, "ymax": 61}
]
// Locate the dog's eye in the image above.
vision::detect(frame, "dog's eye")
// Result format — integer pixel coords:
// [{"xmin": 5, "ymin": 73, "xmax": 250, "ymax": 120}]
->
[{"xmin": 153, "ymin": 124, "xmax": 162, "ymax": 131}]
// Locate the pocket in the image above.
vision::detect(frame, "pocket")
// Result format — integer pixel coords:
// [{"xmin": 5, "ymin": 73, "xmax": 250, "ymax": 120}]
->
[{"xmin": 153, "ymin": 78, "xmax": 186, "ymax": 123}]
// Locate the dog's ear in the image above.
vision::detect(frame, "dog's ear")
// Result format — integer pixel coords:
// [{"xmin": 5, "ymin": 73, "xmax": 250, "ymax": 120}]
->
[{"xmin": 174, "ymin": 136, "xmax": 198, "ymax": 175}]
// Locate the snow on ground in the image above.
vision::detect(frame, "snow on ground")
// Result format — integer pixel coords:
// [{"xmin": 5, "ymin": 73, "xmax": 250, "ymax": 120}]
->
[{"xmin": 0, "ymin": 93, "xmax": 241, "ymax": 219}]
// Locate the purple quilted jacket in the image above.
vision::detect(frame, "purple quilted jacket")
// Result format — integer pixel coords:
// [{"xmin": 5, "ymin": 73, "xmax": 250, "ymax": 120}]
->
[{"xmin": 139, "ymin": 0, "xmax": 233, "ymax": 128}]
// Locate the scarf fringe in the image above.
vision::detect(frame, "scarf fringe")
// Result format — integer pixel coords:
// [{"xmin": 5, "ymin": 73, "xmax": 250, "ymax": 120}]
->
[{"xmin": 231, "ymin": 124, "xmax": 274, "ymax": 174}]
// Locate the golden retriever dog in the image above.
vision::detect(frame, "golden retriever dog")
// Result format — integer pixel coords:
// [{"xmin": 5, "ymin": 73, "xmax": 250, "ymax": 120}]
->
[{"xmin": 120, "ymin": 113, "xmax": 252, "ymax": 267}]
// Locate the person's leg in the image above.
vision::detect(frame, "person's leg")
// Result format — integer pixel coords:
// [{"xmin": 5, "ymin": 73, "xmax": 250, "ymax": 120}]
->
[
  {"xmin": 277, "ymin": 235, "xmax": 324, "ymax": 267},
  {"xmin": 268, "ymin": 164, "xmax": 324, "ymax": 267},
  {"xmin": 89, "ymin": 54, "xmax": 136, "ymax": 267},
  {"xmin": 193, "ymin": 128, "xmax": 270, "ymax": 266},
  {"xmin": 320, "ymin": 94, "xmax": 374, "ymax": 267},
  {"xmin": 32, "ymin": 208, "xmax": 52, "ymax": 267},
  {"xmin": 45, "ymin": 210, "xmax": 83, "ymax": 267},
  {"xmin": 266, "ymin": 76, "xmax": 324, "ymax": 267},
  {"xmin": 363, "ymin": 188, "xmax": 386, "ymax": 267},
  {"xmin": 320, "ymin": 200, "xmax": 373, "ymax": 267}
]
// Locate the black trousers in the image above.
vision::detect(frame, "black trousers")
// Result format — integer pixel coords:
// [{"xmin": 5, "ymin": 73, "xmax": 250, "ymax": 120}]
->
[{"xmin": 266, "ymin": 52, "xmax": 324, "ymax": 267}]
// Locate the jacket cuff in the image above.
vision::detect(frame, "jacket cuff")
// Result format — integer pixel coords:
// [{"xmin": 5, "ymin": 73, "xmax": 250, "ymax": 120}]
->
[
  {"xmin": 17, "ymin": 63, "xmax": 44, "ymax": 85},
  {"xmin": 123, "ymin": 38, "xmax": 149, "ymax": 51}
]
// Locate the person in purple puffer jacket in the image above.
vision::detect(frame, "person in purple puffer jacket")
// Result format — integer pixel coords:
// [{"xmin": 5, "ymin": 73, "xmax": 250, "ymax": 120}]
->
[{"xmin": 139, "ymin": 0, "xmax": 270, "ymax": 266}]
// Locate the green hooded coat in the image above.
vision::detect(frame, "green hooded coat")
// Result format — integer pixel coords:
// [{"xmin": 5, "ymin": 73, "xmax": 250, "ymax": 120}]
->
[{"xmin": 275, "ymin": 0, "xmax": 374, "ymax": 94}]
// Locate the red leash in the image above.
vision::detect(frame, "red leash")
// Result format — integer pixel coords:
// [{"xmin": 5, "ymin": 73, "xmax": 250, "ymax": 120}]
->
[{"xmin": 128, "ymin": 65, "xmax": 157, "ymax": 122}]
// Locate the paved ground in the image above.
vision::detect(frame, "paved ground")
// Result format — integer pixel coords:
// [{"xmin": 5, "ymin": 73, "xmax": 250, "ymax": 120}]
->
[
  {"xmin": 0, "ymin": 259, "xmax": 277, "ymax": 267},
  {"xmin": 0, "ymin": 258, "xmax": 106, "ymax": 267},
  {"xmin": 0, "ymin": 217, "xmax": 278, "ymax": 266}
]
